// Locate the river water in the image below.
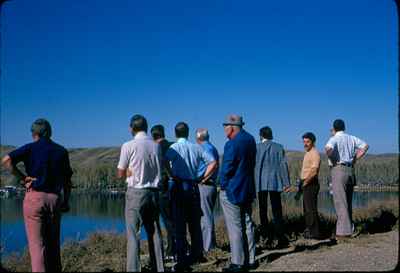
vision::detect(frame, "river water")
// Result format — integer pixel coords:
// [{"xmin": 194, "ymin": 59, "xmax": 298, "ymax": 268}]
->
[{"xmin": 0, "ymin": 191, "xmax": 398, "ymax": 256}]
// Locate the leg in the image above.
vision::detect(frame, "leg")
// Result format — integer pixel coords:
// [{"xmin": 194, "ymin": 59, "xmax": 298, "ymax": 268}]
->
[
  {"xmin": 158, "ymin": 191, "xmax": 175, "ymax": 257},
  {"xmin": 44, "ymin": 193, "xmax": 62, "ymax": 272},
  {"xmin": 345, "ymin": 179, "xmax": 354, "ymax": 232},
  {"xmin": 199, "ymin": 184, "xmax": 217, "ymax": 253},
  {"xmin": 257, "ymin": 191, "xmax": 269, "ymax": 239},
  {"xmin": 187, "ymin": 186, "xmax": 204, "ymax": 262},
  {"xmin": 332, "ymin": 167, "xmax": 353, "ymax": 236},
  {"xmin": 171, "ymin": 183, "xmax": 188, "ymax": 266},
  {"xmin": 143, "ymin": 191, "xmax": 165, "ymax": 272},
  {"xmin": 269, "ymin": 191, "xmax": 286, "ymax": 243},
  {"xmin": 243, "ymin": 204, "xmax": 256, "ymax": 265},
  {"xmin": 125, "ymin": 189, "xmax": 144, "ymax": 272},
  {"xmin": 303, "ymin": 181, "xmax": 320, "ymax": 238},
  {"xmin": 220, "ymin": 191, "xmax": 246, "ymax": 266}
]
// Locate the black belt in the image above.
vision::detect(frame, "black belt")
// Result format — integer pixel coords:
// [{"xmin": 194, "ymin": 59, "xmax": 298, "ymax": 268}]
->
[
  {"xmin": 338, "ymin": 162, "xmax": 353, "ymax": 168},
  {"xmin": 201, "ymin": 179, "xmax": 216, "ymax": 186}
]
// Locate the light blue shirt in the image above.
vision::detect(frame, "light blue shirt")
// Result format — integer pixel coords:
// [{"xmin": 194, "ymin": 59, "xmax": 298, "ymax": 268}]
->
[
  {"xmin": 197, "ymin": 141, "xmax": 220, "ymax": 181},
  {"xmin": 166, "ymin": 138, "xmax": 215, "ymax": 182},
  {"xmin": 325, "ymin": 131, "xmax": 368, "ymax": 166}
]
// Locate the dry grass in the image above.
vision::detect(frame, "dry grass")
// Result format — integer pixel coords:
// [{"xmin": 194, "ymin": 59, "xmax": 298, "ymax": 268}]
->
[{"xmin": 2, "ymin": 200, "xmax": 398, "ymax": 272}]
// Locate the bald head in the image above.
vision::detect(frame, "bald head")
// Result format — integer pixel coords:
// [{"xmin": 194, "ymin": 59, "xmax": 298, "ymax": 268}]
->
[{"xmin": 196, "ymin": 128, "xmax": 210, "ymax": 143}]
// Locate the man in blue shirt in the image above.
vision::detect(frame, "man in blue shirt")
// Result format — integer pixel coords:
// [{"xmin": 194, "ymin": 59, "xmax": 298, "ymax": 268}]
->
[
  {"xmin": 1, "ymin": 119, "xmax": 73, "ymax": 272},
  {"xmin": 196, "ymin": 128, "xmax": 220, "ymax": 253},
  {"xmin": 165, "ymin": 122, "xmax": 218, "ymax": 271},
  {"xmin": 219, "ymin": 115, "xmax": 257, "ymax": 272}
]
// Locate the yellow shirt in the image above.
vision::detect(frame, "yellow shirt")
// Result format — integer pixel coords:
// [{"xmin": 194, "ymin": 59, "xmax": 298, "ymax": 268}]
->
[{"xmin": 301, "ymin": 147, "xmax": 321, "ymax": 180}]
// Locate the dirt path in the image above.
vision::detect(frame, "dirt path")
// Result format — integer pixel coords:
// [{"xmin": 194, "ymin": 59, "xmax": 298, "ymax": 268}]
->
[{"xmin": 257, "ymin": 231, "xmax": 399, "ymax": 272}]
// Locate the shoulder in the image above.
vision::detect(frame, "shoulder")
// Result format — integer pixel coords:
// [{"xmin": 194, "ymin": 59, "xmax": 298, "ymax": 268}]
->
[
  {"xmin": 51, "ymin": 141, "xmax": 69, "ymax": 155},
  {"xmin": 271, "ymin": 141, "xmax": 284, "ymax": 151}
]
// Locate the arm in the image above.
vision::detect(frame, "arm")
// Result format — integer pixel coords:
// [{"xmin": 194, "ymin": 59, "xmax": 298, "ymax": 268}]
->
[
  {"xmin": 2, "ymin": 155, "xmax": 26, "ymax": 183},
  {"xmin": 200, "ymin": 160, "xmax": 218, "ymax": 184},
  {"xmin": 117, "ymin": 144, "xmax": 129, "ymax": 180},
  {"xmin": 61, "ymin": 151, "xmax": 73, "ymax": 212},
  {"xmin": 219, "ymin": 141, "xmax": 236, "ymax": 189},
  {"xmin": 282, "ymin": 150, "xmax": 291, "ymax": 192},
  {"xmin": 1, "ymin": 154, "xmax": 36, "ymax": 188}
]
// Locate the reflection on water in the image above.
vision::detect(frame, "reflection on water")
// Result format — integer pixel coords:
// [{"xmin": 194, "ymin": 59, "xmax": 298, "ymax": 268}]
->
[{"xmin": 0, "ymin": 191, "xmax": 398, "ymax": 256}]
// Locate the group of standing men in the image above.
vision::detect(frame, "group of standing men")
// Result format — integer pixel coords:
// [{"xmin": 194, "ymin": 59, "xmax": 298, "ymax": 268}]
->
[{"xmin": 2, "ymin": 115, "xmax": 369, "ymax": 272}]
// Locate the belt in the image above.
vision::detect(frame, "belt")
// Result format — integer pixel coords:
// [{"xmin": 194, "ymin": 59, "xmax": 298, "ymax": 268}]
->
[
  {"xmin": 200, "ymin": 179, "xmax": 217, "ymax": 186},
  {"xmin": 334, "ymin": 162, "xmax": 353, "ymax": 168}
]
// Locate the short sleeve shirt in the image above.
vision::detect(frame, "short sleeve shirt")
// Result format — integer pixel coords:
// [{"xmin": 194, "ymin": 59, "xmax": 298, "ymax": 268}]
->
[
  {"xmin": 165, "ymin": 138, "xmax": 215, "ymax": 181},
  {"xmin": 301, "ymin": 147, "xmax": 321, "ymax": 180},
  {"xmin": 325, "ymin": 131, "xmax": 368, "ymax": 165},
  {"xmin": 118, "ymin": 132, "xmax": 162, "ymax": 189},
  {"xmin": 8, "ymin": 138, "xmax": 73, "ymax": 194}
]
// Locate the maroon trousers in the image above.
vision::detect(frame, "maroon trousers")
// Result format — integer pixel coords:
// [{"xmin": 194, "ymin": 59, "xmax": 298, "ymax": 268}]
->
[{"xmin": 23, "ymin": 191, "xmax": 62, "ymax": 272}]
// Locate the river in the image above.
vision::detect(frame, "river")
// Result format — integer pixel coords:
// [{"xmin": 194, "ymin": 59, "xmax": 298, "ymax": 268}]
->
[{"xmin": 0, "ymin": 191, "xmax": 398, "ymax": 257}]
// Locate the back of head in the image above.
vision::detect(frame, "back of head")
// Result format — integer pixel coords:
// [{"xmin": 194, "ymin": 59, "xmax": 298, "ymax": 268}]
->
[
  {"xmin": 31, "ymin": 118, "xmax": 52, "ymax": 139},
  {"xmin": 175, "ymin": 122, "xmax": 189, "ymax": 139},
  {"xmin": 333, "ymin": 119, "xmax": 346, "ymax": 132},
  {"xmin": 151, "ymin": 124, "xmax": 165, "ymax": 141},
  {"xmin": 259, "ymin": 126, "xmax": 273, "ymax": 140},
  {"xmin": 196, "ymin": 128, "xmax": 209, "ymax": 142},
  {"xmin": 130, "ymin": 115, "xmax": 148, "ymax": 133}
]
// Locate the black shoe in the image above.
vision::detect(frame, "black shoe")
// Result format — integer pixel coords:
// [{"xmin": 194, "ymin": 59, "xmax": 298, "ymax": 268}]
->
[
  {"xmin": 222, "ymin": 264, "xmax": 246, "ymax": 272},
  {"xmin": 247, "ymin": 260, "xmax": 259, "ymax": 270}
]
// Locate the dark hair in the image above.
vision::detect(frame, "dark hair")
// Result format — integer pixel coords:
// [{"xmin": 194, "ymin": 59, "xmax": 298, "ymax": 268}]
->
[
  {"xmin": 31, "ymin": 118, "xmax": 52, "ymax": 138},
  {"xmin": 302, "ymin": 132, "xmax": 316, "ymax": 144},
  {"xmin": 130, "ymin": 115, "xmax": 148, "ymax": 133},
  {"xmin": 259, "ymin": 126, "xmax": 273, "ymax": 140},
  {"xmin": 175, "ymin": 122, "xmax": 189, "ymax": 139},
  {"xmin": 333, "ymin": 119, "xmax": 346, "ymax": 132},
  {"xmin": 151, "ymin": 125, "xmax": 165, "ymax": 140}
]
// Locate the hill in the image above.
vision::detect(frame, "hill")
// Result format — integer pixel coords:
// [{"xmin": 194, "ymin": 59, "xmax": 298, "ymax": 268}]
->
[{"xmin": 1, "ymin": 145, "xmax": 398, "ymax": 190}]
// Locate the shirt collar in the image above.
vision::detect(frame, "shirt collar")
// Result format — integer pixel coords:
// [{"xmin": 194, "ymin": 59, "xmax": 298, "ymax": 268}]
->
[
  {"xmin": 335, "ymin": 131, "xmax": 345, "ymax": 136},
  {"xmin": 134, "ymin": 131, "xmax": 148, "ymax": 139},
  {"xmin": 262, "ymin": 138, "xmax": 270, "ymax": 143},
  {"xmin": 177, "ymin": 138, "xmax": 188, "ymax": 143}
]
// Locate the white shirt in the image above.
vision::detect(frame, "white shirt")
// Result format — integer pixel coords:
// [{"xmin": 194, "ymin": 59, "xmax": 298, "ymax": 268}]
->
[
  {"xmin": 325, "ymin": 131, "xmax": 368, "ymax": 166},
  {"xmin": 118, "ymin": 132, "xmax": 162, "ymax": 189}
]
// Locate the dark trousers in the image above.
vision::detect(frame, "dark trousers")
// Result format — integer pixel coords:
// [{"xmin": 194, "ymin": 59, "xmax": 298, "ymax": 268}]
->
[
  {"xmin": 258, "ymin": 191, "xmax": 285, "ymax": 241},
  {"xmin": 171, "ymin": 181, "xmax": 203, "ymax": 266},
  {"xmin": 303, "ymin": 179, "xmax": 321, "ymax": 238}
]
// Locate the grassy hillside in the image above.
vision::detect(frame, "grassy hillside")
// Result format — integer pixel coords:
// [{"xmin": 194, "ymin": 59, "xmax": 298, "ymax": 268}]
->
[{"xmin": 1, "ymin": 145, "xmax": 398, "ymax": 190}]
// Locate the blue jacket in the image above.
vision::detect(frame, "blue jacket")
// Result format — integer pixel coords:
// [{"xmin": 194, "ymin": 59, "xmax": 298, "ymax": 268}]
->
[
  {"xmin": 220, "ymin": 130, "xmax": 257, "ymax": 205},
  {"xmin": 254, "ymin": 140, "xmax": 290, "ymax": 192}
]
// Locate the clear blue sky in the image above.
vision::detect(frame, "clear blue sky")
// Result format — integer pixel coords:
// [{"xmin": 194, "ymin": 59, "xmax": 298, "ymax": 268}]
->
[{"xmin": 0, "ymin": 0, "xmax": 398, "ymax": 154}]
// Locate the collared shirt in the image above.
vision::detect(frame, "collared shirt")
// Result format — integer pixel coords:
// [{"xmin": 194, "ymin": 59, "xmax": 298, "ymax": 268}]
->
[
  {"xmin": 197, "ymin": 141, "xmax": 219, "ymax": 182},
  {"xmin": 118, "ymin": 132, "xmax": 162, "ymax": 189},
  {"xmin": 301, "ymin": 147, "xmax": 321, "ymax": 180},
  {"xmin": 8, "ymin": 138, "xmax": 73, "ymax": 194},
  {"xmin": 325, "ymin": 131, "xmax": 368, "ymax": 166},
  {"xmin": 165, "ymin": 138, "xmax": 214, "ymax": 182}
]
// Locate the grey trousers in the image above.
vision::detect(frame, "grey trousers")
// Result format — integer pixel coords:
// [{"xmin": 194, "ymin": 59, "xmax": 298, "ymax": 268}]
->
[
  {"xmin": 331, "ymin": 165, "xmax": 355, "ymax": 236},
  {"xmin": 199, "ymin": 184, "xmax": 217, "ymax": 252},
  {"xmin": 125, "ymin": 188, "xmax": 164, "ymax": 272},
  {"xmin": 220, "ymin": 190, "xmax": 256, "ymax": 266}
]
